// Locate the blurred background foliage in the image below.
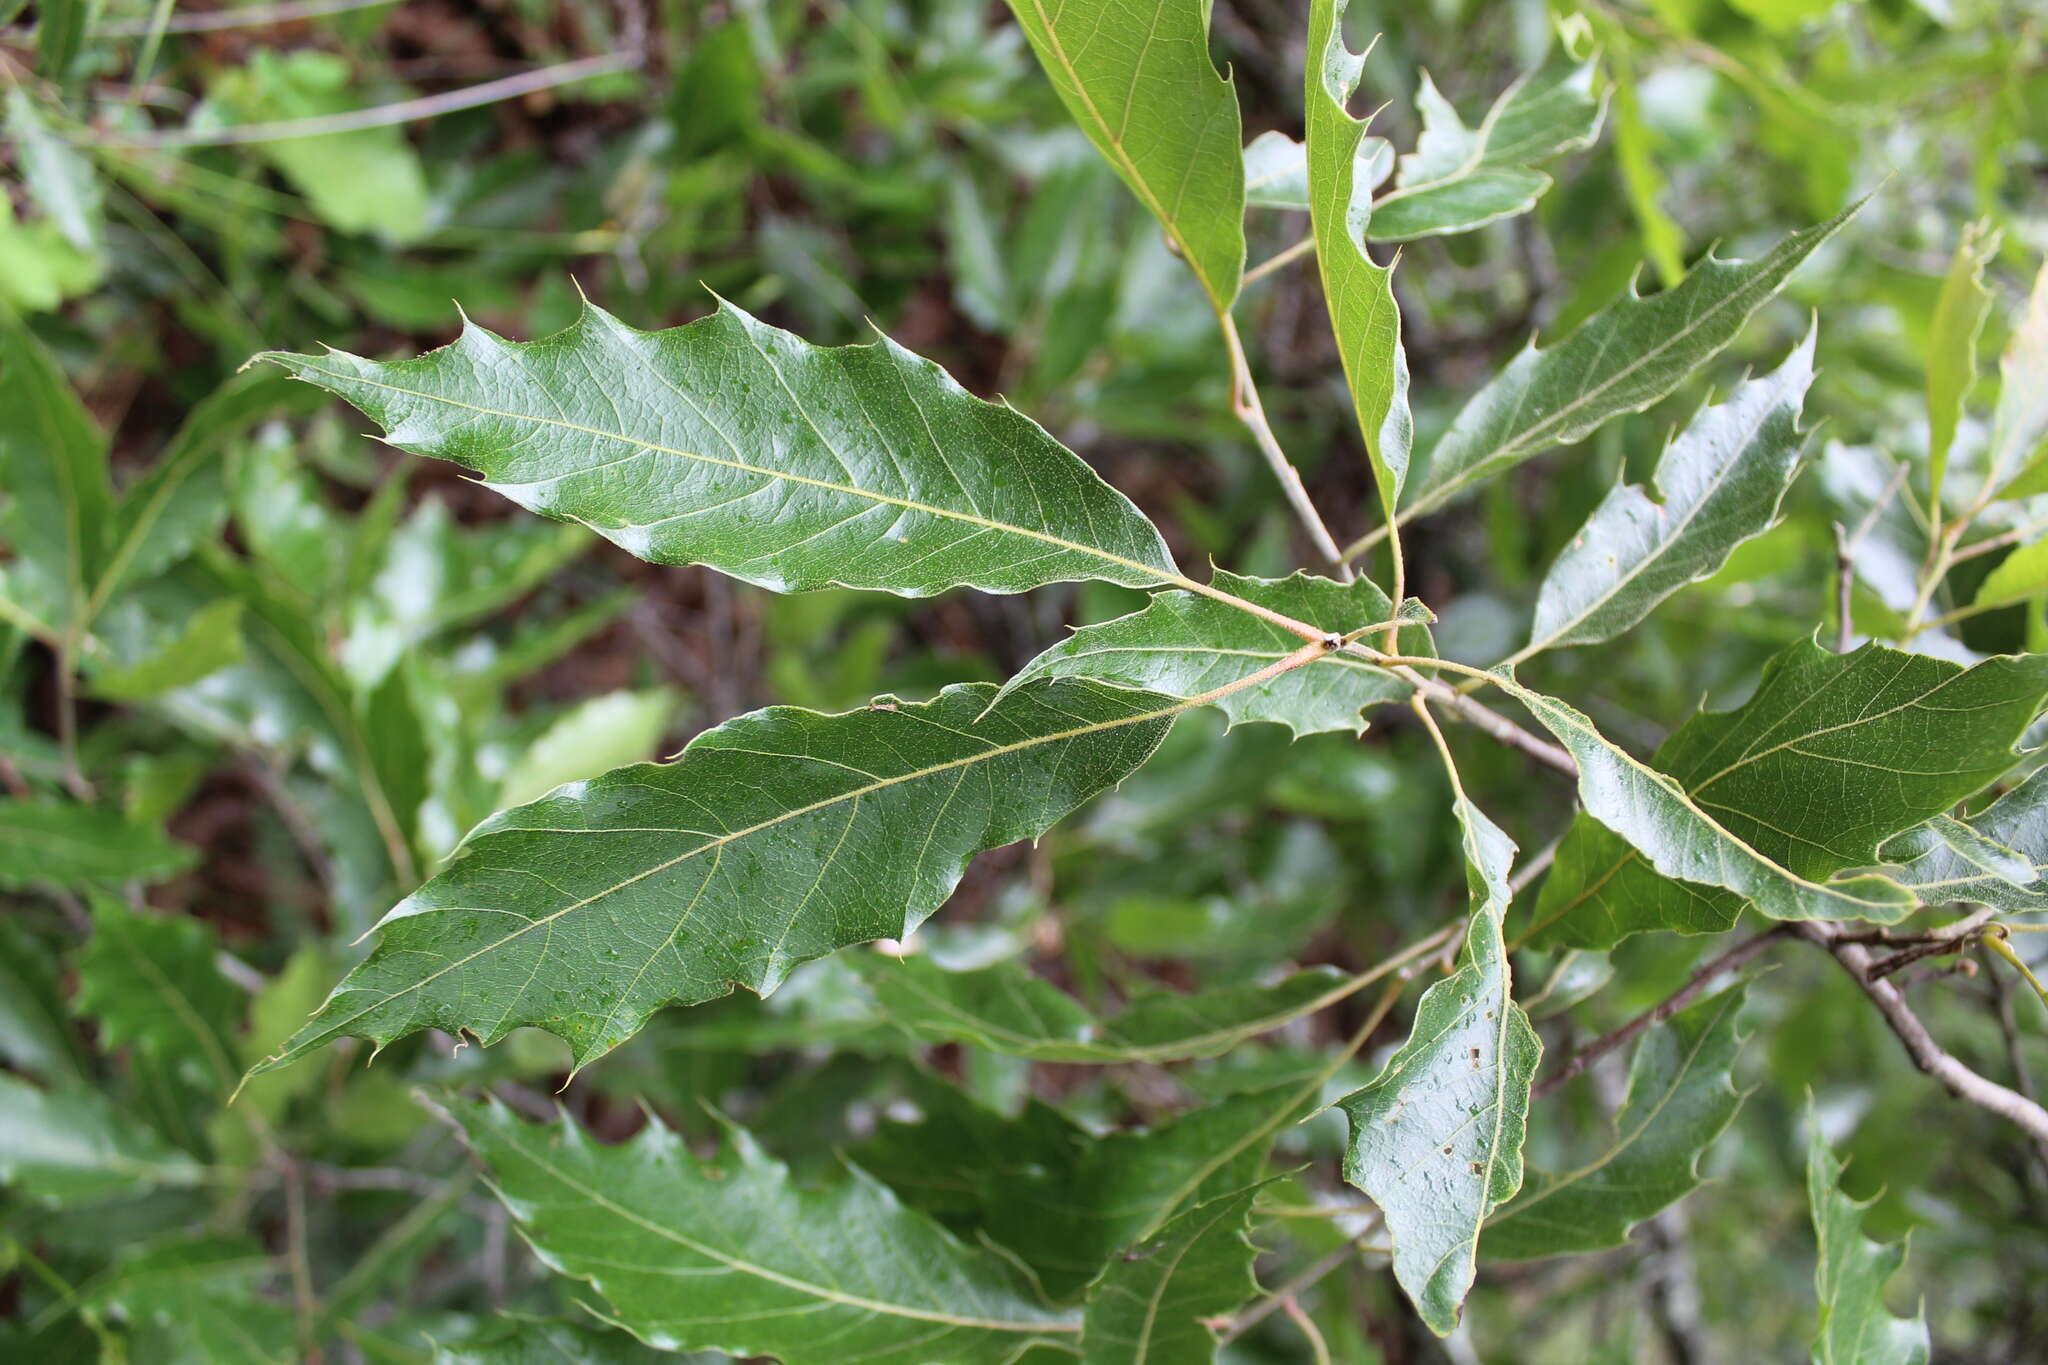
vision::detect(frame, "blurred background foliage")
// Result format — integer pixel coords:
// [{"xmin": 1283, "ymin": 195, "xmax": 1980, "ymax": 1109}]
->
[{"xmin": 1, "ymin": 0, "xmax": 2045, "ymax": 1360}]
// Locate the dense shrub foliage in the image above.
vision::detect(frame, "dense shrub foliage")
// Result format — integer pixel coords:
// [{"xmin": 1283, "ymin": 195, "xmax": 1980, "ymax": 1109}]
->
[{"xmin": 3, "ymin": 0, "xmax": 2046, "ymax": 1360}]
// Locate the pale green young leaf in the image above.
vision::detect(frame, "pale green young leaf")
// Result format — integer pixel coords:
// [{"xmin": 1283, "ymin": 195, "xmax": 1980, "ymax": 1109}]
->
[
  {"xmin": 0, "ymin": 305, "xmax": 111, "ymax": 632},
  {"xmin": 0, "ymin": 801, "xmax": 196, "ymax": 890},
  {"xmin": 86, "ymin": 597, "xmax": 245, "ymax": 702},
  {"xmin": 1484, "ymin": 984, "xmax": 1748, "ymax": 1259},
  {"xmin": 1520, "ymin": 330, "xmax": 1815, "ymax": 659},
  {"xmin": 1405, "ymin": 207, "xmax": 1852, "ymax": 521},
  {"xmin": 0, "ymin": 1074, "xmax": 203, "ymax": 1205},
  {"xmin": 1609, "ymin": 57, "xmax": 1684, "ymax": 289},
  {"xmin": 1340, "ymin": 798, "xmax": 1537, "ymax": 1335},
  {"xmin": 248, "ymin": 680, "xmax": 1187, "ymax": 1081},
  {"xmin": 257, "ymin": 300, "xmax": 1188, "ymax": 601},
  {"xmin": 497, "ymin": 688, "xmax": 678, "ymax": 809},
  {"xmin": 1306, "ymin": 0, "xmax": 1413, "ymax": 509},
  {"xmin": 1971, "ymin": 537, "xmax": 2048, "ymax": 614},
  {"xmin": 1370, "ymin": 47, "xmax": 1604, "ymax": 243},
  {"xmin": 453, "ymin": 1097, "xmax": 1079, "ymax": 1363},
  {"xmin": 1001, "ymin": 0, "xmax": 1245, "ymax": 310},
  {"xmin": 1884, "ymin": 768, "xmax": 2048, "ymax": 913},
  {"xmin": 1925, "ymin": 220, "xmax": 1998, "ymax": 508},
  {"xmin": 1079, "ymin": 1184, "xmax": 1262, "ymax": 1365},
  {"xmin": 854, "ymin": 1070, "xmax": 1309, "ymax": 1299},
  {"xmin": 73, "ymin": 899, "xmax": 243, "ymax": 1096},
  {"xmin": 1807, "ymin": 1110, "xmax": 1930, "ymax": 1365},
  {"xmin": 851, "ymin": 952, "xmax": 1357, "ymax": 1064},
  {"xmin": 1988, "ymin": 258, "xmax": 2048, "ymax": 500},
  {"xmin": 1001, "ymin": 571, "xmax": 1422, "ymax": 736},
  {"xmin": 1524, "ymin": 640, "xmax": 2048, "ymax": 948}
]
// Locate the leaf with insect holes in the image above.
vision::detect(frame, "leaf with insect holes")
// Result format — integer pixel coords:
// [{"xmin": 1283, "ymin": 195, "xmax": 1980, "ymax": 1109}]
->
[
  {"xmin": 1404, "ymin": 206, "xmax": 1853, "ymax": 522},
  {"xmin": 1080, "ymin": 1184, "xmax": 1265, "ymax": 1365},
  {"xmin": 255, "ymin": 299, "xmax": 1184, "ymax": 601},
  {"xmin": 1340, "ymin": 797, "xmax": 1538, "ymax": 1335},
  {"xmin": 1807, "ymin": 1108, "xmax": 1930, "ymax": 1365},
  {"xmin": 1307, "ymin": 0, "xmax": 1413, "ymax": 508},
  {"xmin": 853, "ymin": 1070, "xmax": 1310, "ymax": 1300},
  {"xmin": 999, "ymin": 571, "xmax": 1428, "ymax": 737},
  {"xmin": 453, "ymin": 1097, "xmax": 1080, "ymax": 1363},
  {"xmin": 850, "ymin": 952, "xmax": 1361, "ymax": 1064},
  {"xmin": 1524, "ymin": 640, "xmax": 2048, "ymax": 949},
  {"xmin": 247, "ymin": 680, "xmax": 1193, "ymax": 1083},
  {"xmin": 1002, "ymin": 0, "xmax": 1245, "ymax": 310},
  {"xmin": 1370, "ymin": 45, "xmax": 1605, "ymax": 243},
  {"xmin": 1521, "ymin": 329, "xmax": 1815, "ymax": 659},
  {"xmin": 1485, "ymin": 984, "xmax": 1749, "ymax": 1259}
]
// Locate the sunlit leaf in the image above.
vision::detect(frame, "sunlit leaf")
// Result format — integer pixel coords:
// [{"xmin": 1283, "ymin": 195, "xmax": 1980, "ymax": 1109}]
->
[
  {"xmin": 258, "ymin": 300, "xmax": 1187, "ymax": 600},
  {"xmin": 1520, "ymin": 330, "xmax": 1814, "ymax": 658},
  {"xmin": 1002, "ymin": 0, "xmax": 1245, "ymax": 309}
]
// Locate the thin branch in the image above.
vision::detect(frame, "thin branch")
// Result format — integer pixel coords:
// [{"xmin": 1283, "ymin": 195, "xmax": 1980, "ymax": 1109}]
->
[
  {"xmin": 1216, "ymin": 312, "xmax": 1353, "ymax": 580},
  {"xmin": 1533, "ymin": 926, "xmax": 1788, "ymax": 1100},
  {"xmin": 1382, "ymin": 658, "xmax": 1577, "ymax": 777},
  {"xmin": 1220, "ymin": 1221, "xmax": 1382, "ymax": 1345},
  {"xmin": 1951, "ymin": 517, "xmax": 2048, "ymax": 564},
  {"xmin": 1281, "ymin": 1295, "xmax": 1334, "ymax": 1365},
  {"xmin": 78, "ymin": 49, "xmax": 643, "ymax": 148},
  {"xmin": 1796, "ymin": 922, "xmax": 2048, "ymax": 1149},
  {"xmin": 82, "ymin": 0, "xmax": 399, "ymax": 36},
  {"xmin": 1832, "ymin": 521, "xmax": 1855, "ymax": 653},
  {"xmin": 1243, "ymin": 235, "xmax": 1316, "ymax": 288}
]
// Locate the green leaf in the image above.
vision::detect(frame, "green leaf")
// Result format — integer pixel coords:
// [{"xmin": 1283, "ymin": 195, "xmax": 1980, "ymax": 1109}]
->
[
  {"xmin": 0, "ymin": 800, "xmax": 197, "ymax": 890},
  {"xmin": 1926, "ymin": 221, "xmax": 1999, "ymax": 508},
  {"xmin": 1000, "ymin": 571, "xmax": 1420, "ymax": 736},
  {"xmin": 1991, "ymin": 260, "xmax": 2048, "ymax": 499},
  {"xmin": 1002, "ymin": 0, "xmax": 1245, "ymax": 310},
  {"xmin": 0, "ymin": 918, "xmax": 86, "ymax": 1081},
  {"xmin": 85, "ymin": 1237, "xmax": 296, "ymax": 1365},
  {"xmin": 1524, "ymin": 641, "xmax": 2048, "ymax": 947},
  {"xmin": 1339, "ymin": 797, "xmax": 1538, "ymax": 1335},
  {"xmin": 1369, "ymin": 46, "xmax": 1605, "ymax": 243},
  {"xmin": 1404, "ymin": 207, "xmax": 1852, "ymax": 521},
  {"xmin": 74, "ymin": 899, "xmax": 243, "ymax": 1096},
  {"xmin": 1079, "ymin": 1184, "xmax": 1262, "ymax": 1365},
  {"xmin": 432, "ymin": 1315, "xmax": 706, "ymax": 1364},
  {"xmin": 853, "ymin": 1071, "xmax": 1311, "ymax": 1299},
  {"xmin": 0, "ymin": 1074, "xmax": 203, "ymax": 1205},
  {"xmin": 5, "ymin": 90, "xmax": 102, "ymax": 255},
  {"xmin": 452, "ymin": 1097, "xmax": 1079, "ymax": 1363},
  {"xmin": 1484, "ymin": 983, "xmax": 1749, "ymax": 1259},
  {"xmin": 851, "ymin": 952, "xmax": 1358, "ymax": 1063},
  {"xmin": 93, "ymin": 371, "xmax": 317, "ymax": 617},
  {"xmin": 1971, "ymin": 536, "xmax": 2048, "ymax": 614},
  {"xmin": 1807, "ymin": 1109, "xmax": 1930, "ymax": 1365},
  {"xmin": 1306, "ymin": 0, "xmax": 1413, "ymax": 509},
  {"xmin": 497, "ymin": 688, "xmax": 678, "ymax": 810},
  {"xmin": 1519, "ymin": 330, "xmax": 1815, "ymax": 659},
  {"xmin": 87, "ymin": 597, "xmax": 245, "ymax": 702},
  {"xmin": 250, "ymin": 679, "xmax": 1190, "ymax": 1081},
  {"xmin": 0, "ymin": 304, "xmax": 110, "ymax": 632},
  {"xmin": 1885, "ymin": 768, "xmax": 2048, "ymax": 913},
  {"xmin": 210, "ymin": 50, "xmax": 431, "ymax": 243},
  {"xmin": 257, "ymin": 300, "xmax": 1190, "ymax": 601}
]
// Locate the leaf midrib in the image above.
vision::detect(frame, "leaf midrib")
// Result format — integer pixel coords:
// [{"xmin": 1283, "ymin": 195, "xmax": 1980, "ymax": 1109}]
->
[
  {"xmin": 500, "ymin": 1133, "xmax": 1078, "ymax": 1335},
  {"xmin": 278, "ymin": 360, "xmax": 1190, "ymax": 594}
]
